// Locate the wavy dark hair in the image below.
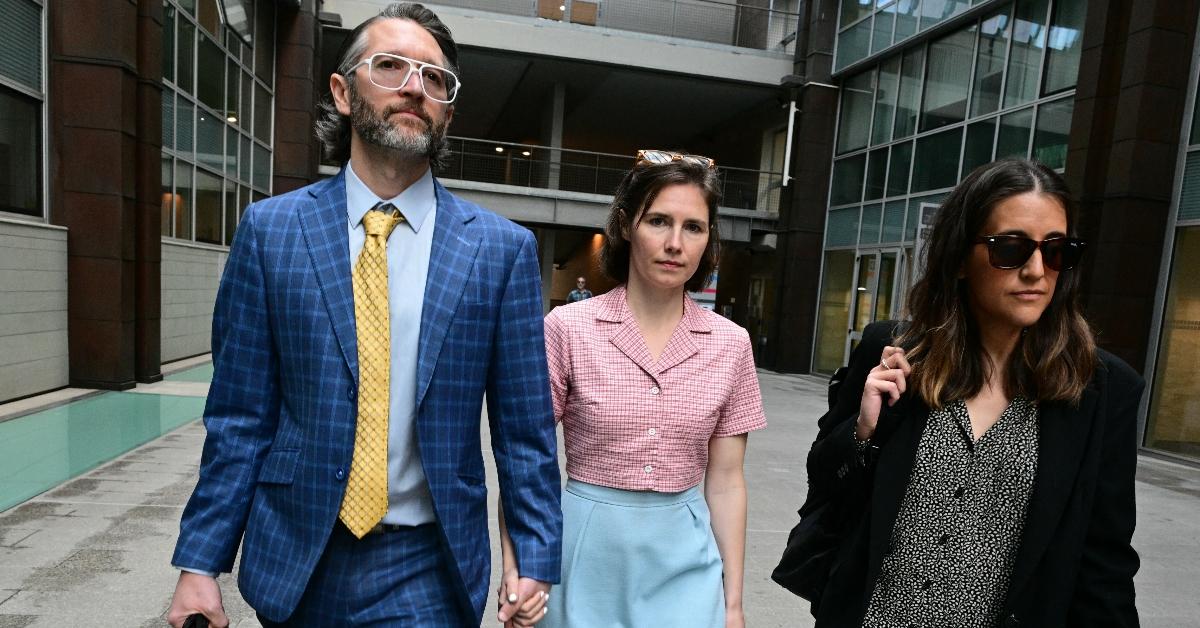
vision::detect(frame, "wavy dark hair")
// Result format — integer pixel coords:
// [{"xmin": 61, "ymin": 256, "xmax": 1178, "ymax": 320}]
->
[
  {"xmin": 314, "ymin": 2, "xmax": 458, "ymax": 167},
  {"xmin": 895, "ymin": 158, "xmax": 1096, "ymax": 407},
  {"xmin": 599, "ymin": 156, "xmax": 721, "ymax": 293}
]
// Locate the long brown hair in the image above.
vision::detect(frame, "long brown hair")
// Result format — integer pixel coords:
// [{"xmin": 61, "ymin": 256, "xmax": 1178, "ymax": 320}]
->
[{"xmin": 896, "ymin": 159, "xmax": 1096, "ymax": 407}]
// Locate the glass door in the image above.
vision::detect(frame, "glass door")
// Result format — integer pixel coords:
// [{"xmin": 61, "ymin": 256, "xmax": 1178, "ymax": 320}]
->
[{"xmin": 844, "ymin": 248, "xmax": 904, "ymax": 363}]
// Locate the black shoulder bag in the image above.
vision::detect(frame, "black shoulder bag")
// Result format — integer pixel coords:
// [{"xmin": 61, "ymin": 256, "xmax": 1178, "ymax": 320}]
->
[{"xmin": 769, "ymin": 366, "xmax": 854, "ymax": 602}]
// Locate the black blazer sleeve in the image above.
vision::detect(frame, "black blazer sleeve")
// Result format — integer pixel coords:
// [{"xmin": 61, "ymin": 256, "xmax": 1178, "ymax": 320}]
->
[
  {"xmin": 805, "ymin": 321, "xmax": 899, "ymax": 504},
  {"xmin": 1069, "ymin": 351, "xmax": 1144, "ymax": 627}
]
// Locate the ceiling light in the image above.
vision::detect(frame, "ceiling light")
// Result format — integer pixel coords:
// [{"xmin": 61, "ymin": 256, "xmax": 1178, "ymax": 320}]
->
[
  {"xmin": 495, "ymin": 146, "xmax": 505, "ymax": 153},
  {"xmin": 521, "ymin": 151, "xmax": 531, "ymax": 157}
]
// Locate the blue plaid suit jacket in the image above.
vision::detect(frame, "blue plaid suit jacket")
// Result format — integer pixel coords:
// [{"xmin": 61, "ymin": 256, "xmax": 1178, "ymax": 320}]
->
[{"xmin": 172, "ymin": 170, "xmax": 562, "ymax": 623}]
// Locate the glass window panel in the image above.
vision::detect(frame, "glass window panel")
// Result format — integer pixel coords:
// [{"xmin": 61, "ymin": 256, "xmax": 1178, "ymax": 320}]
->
[
  {"xmin": 1178, "ymin": 152, "xmax": 1200, "ymax": 221},
  {"xmin": 887, "ymin": 140, "xmax": 912, "ymax": 196},
  {"xmin": 872, "ymin": 56, "xmax": 900, "ymax": 145},
  {"xmin": 239, "ymin": 134, "xmax": 251, "ymax": 183},
  {"xmin": 962, "ymin": 118, "xmax": 996, "ymax": 177},
  {"xmin": 239, "ymin": 184, "xmax": 250, "ymax": 223},
  {"xmin": 224, "ymin": 179, "xmax": 238, "ymax": 245},
  {"xmin": 162, "ymin": 2, "xmax": 176, "ymax": 83},
  {"xmin": 226, "ymin": 58, "xmax": 239, "ymax": 122},
  {"xmin": 1191, "ymin": 91, "xmax": 1200, "ymax": 146},
  {"xmin": 1003, "ymin": 0, "xmax": 1049, "ymax": 108},
  {"xmin": 254, "ymin": 80, "xmax": 272, "ymax": 144},
  {"xmin": 162, "ymin": 90, "xmax": 175, "ymax": 150},
  {"xmin": 196, "ymin": 109, "xmax": 223, "ymax": 171},
  {"xmin": 195, "ymin": 168, "xmax": 222, "ymax": 244},
  {"xmin": 836, "ymin": 19, "xmax": 872, "ymax": 71},
  {"xmin": 226, "ymin": 125, "xmax": 238, "ymax": 175},
  {"xmin": 253, "ymin": 190, "xmax": 267, "ymax": 202},
  {"xmin": 1043, "ymin": 0, "xmax": 1084, "ymax": 94},
  {"xmin": 161, "ymin": 156, "xmax": 174, "ymax": 236},
  {"xmin": 197, "ymin": 0, "xmax": 222, "ymax": 38},
  {"xmin": 0, "ymin": 88, "xmax": 41, "ymax": 217},
  {"xmin": 872, "ymin": 4, "xmax": 896, "ymax": 54},
  {"xmin": 197, "ymin": 34, "xmax": 224, "ymax": 111},
  {"xmin": 912, "ymin": 127, "xmax": 963, "ymax": 192},
  {"xmin": 894, "ymin": 0, "xmax": 919, "ymax": 42},
  {"xmin": 178, "ymin": 19, "xmax": 195, "ymax": 95},
  {"xmin": 894, "ymin": 47, "xmax": 925, "ymax": 138},
  {"xmin": 814, "ymin": 249, "xmax": 857, "ymax": 373},
  {"xmin": 841, "ymin": 0, "xmax": 874, "ymax": 28},
  {"xmin": 174, "ymin": 161, "xmax": 193, "ymax": 240},
  {"xmin": 826, "ymin": 207, "xmax": 860, "ymax": 247},
  {"xmin": 178, "ymin": 0, "xmax": 195, "ymax": 14},
  {"xmin": 240, "ymin": 71, "xmax": 252, "ymax": 131},
  {"xmin": 882, "ymin": 200, "xmax": 907, "ymax": 242},
  {"xmin": 971, "ymin": 6, "xmax": 1011, "ymax": 117},
  {"xmin": 253, "ymin": 141, "xmax": 271, "ymax": 190},
  {"xmin": 1032, "ymin": 97, "xmax": 1073, "ymax": 169},
  {"xmin": 254, "ymin": 0, "xmax": 275, "ymax": 86},
  {"xmin": 996, "ymin": 106, "xmax": 1033, "ymax": 159},
  {"xmin": 920, "ymin": 26, "xmax": 975, "ymax": 132},
  {"xmin": 831, "ymin": 154, "xmax": 867, "ymax": 206},
  {"xmin": 1146, "ymin": 227, "xmax": 1200, "ymax": 456},
  {"xmin": 838, "ymin": 70, "xmax": 875, "ymax": 154},
  {"xmin": 865, "ymin": 148, "xmax": 888, "ymax": 200},
  {"xmin": 920, "ymin": 0, "xmax": 969, "ymax": 30},
  {"xmin": 225, "ymin": 0, "xmax": 253, "ymax": 44},
  {"xmin": 0, "ymin": 0, "xmax": 42, "ymax": 91},
  {"xmin": 861, "ymin": 203, "xmax": 883, "ymax": 244},
  {"xmin": 177, "ymin": 98, "xmax": 195, "ymax": 156}
]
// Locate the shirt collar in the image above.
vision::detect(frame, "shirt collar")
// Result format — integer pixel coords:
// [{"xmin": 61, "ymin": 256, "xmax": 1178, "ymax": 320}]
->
[
  {"xmin": 345, "ymin": 160, "xmax": 436, "ymax": 233},
  {"xmin": 594, "ymin": 285, "xmax": 712, "ymax": 333}
]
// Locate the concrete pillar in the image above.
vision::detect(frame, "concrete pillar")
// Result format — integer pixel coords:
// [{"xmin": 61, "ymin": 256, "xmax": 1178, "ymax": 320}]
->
[
  {"xmin": 538, "ymin": 228, "xmax": 557, "ymax": 314},
  {"xmin": 273, "ymin": 0, "xmax": 322, "ymax": 194},
  {"xmin": 48, "ymin": 0, "xmax": 144, "ymax": 390},
  {"xmin": 135, "ymin": 0, "xmax": 165, "ymax": 383},
  {"xmin": 541, "ymin": 83, "xmax": 566, "ymax": 190},
  {"xmin": 1065, "ymin": 0, "xmax": 1200, "ymax": 371},
  {"xmin": 768, "ymin": 0, "xmax": 838, "ymax": 373}
]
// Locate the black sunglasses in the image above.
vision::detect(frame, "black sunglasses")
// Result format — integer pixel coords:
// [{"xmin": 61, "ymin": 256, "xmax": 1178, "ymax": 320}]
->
[{"xmin": 974, "ymin": 235, "xmax": 1087, "ymax": 271}]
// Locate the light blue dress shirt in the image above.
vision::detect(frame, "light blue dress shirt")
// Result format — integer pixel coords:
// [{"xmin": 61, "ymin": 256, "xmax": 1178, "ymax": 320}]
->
[{"xmin": 345, "ymin": 161, "xmax": 438, "ymax": 526}]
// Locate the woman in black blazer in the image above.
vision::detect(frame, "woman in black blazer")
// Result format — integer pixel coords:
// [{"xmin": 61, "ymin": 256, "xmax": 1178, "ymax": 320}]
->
[{"xmin": 807, "ymin": 159, "xmax": 1142, "ymax": 628}]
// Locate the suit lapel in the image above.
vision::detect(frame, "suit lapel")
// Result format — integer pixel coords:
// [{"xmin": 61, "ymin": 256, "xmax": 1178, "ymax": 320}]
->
[
  {"xmin": 415, "ymin": 182, "xmax": 480, "ymax": 409},
  {"xmin": 298, "ymin": 171, "xmax": 358, "ymax": 381},
  {"xmin": 1005, "ymin": 386, "xmax": 1100, "ymax": 606}
]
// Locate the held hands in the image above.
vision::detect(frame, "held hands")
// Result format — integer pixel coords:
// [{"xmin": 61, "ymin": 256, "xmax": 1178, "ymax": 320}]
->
[
  {"xmin": 856, "ymin": 346, "xmax": 912, "ymax": 442},
  {"xmin": 166, "ymin": 572, "xmax": 229, "ymax": 628},
  {"xmin": 497, "ymin": 567, "xmax": 551, "ymax": 627}
]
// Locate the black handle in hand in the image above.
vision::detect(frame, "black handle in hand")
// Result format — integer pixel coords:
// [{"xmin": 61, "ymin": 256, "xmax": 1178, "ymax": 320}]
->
[{"xmin": 183, "ymin": 615, "xmax": 209, "ymax": 628}]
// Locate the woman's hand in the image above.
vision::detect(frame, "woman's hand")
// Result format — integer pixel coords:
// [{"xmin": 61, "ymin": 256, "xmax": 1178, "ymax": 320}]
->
[
  {"xmin": 857, "ymin": 346, "xmax": 911, "ymax": 441},
  {"xmin": 497, "ymin": 567, "xmax": 549, "ymax": 627}
]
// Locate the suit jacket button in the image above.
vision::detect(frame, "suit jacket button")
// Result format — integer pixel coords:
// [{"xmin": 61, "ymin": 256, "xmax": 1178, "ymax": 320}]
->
[
  {"xmin": 335, "ymin": 467, "xmax": 346, "ymax": 481},
  {"xmin": 347, "ymin": 387, "xmax": 356, "ymax": 401}
]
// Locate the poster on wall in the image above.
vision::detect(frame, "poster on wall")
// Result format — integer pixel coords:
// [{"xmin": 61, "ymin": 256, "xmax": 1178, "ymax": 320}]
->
[{"xmin": 912, "ymin": 203, "xmax": 940, "ymax": 285}]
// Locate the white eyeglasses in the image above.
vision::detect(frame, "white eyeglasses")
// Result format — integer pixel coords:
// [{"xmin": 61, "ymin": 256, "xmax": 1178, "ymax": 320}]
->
[{"xmin": 344, "ymin": 52, "xmax": 461, "ymax": 104}]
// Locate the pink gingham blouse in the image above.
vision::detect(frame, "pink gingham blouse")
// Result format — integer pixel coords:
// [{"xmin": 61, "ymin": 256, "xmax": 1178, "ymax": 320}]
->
[{"xmin": 544, "ymin": 286, "xmax": 767, "ymax": 492}]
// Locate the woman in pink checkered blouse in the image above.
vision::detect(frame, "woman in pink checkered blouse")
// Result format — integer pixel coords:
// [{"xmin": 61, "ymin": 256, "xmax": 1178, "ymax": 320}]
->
[{"xmin": 498, "ymin": 151, "xmax": 767, "ymax": 628}]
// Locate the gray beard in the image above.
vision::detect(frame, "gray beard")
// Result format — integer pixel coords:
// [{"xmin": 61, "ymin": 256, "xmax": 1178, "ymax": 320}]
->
[{"xmin": 349, "ymin": 84, "xmax": 445, "ymax": 161}]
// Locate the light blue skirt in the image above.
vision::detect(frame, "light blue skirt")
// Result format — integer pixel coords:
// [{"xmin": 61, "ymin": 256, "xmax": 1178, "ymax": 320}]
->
[{"xmin": 543, "ymin": 479, "xmax": 725, "ymax": 628}]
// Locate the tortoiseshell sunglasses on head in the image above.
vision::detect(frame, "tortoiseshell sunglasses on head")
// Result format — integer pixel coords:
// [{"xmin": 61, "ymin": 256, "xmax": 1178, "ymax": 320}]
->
[{"xmin": 635, "ymin": 149, "xmax": 717, "ymax": 170}]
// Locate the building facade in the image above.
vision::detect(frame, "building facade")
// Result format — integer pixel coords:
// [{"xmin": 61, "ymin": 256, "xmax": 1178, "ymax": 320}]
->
[{"xmin": 2, "ymin": 0, "xmax": 1199, "ymax": 462}]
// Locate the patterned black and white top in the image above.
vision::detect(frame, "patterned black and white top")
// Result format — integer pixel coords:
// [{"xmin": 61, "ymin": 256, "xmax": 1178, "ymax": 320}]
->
[{"xmin": 862, "ymin": 395, "xmax": 1039, "ymax": 628}]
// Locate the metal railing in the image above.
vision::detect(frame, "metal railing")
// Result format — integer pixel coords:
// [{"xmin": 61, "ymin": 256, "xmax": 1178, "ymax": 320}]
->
[
  {"xmin": 428, "ymin": 0, "xmax": 800, "ymax": 53},
  {"xmin": 437, "ymin": 137, "xmax": 784, "ymax": 214}
]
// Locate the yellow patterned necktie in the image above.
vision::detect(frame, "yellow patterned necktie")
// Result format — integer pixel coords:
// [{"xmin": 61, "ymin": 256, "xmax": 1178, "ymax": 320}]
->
[{"xmin": 340, "ymin": 203, "xmax": 404, "ymax": 538}]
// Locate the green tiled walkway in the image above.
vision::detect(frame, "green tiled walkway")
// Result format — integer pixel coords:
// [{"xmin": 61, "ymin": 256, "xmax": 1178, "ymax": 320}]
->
[{"xmin": 0, "ymin": 365, "xmax": 212, "ymax": 512}]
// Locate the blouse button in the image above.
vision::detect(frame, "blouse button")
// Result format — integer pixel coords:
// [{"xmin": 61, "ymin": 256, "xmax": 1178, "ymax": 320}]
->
[
  {"xmin": 643, "ymin": 465, "xmax": 653, "ymax": 474},
  {"xmin": 648, "ymin": 428, "xmax": 657, "ymax": 436},
  {"xmin": 954, "ymin": 486, "xmax": 966, "ymax": 498},
  {"xmin": 649, "ymin": 386, "xmax": 661, "ymax": 395}
]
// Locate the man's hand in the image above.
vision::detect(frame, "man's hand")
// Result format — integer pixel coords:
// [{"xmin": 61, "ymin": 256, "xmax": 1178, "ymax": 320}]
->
[
  {"xmin": 496, "ymin": 569, "xmax": 550, "ymax": 627},
  {"xmin": 166, "ymin": 572, "xmax": 229, "ymax": 628}
]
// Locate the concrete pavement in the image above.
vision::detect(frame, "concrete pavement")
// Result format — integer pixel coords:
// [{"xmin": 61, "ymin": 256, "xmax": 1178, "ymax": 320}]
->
[{"xmin": 0, "ymin": 365, "xmax": 1198, "ymax": 626}]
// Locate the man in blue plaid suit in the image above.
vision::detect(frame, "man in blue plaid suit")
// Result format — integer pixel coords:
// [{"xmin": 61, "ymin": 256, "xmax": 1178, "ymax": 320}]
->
[{"xmin": 166, "ymin": 4, "xmax": 561, "ymax": 626}]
